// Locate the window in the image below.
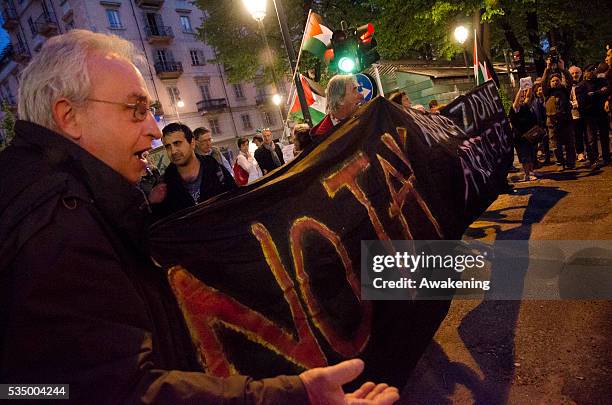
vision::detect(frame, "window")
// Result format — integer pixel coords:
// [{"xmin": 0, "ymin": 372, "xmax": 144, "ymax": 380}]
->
[
  {"xmin": 199, "ymin": 84, "xmax": 211, "ymax": 100},
  {"xmin": 28, "ymin": 17, "xmax": 36, "ymax": 36},
  {"xmin": 233, "ymin": 83, "xmax": 244, "ymax": 99},
  {"xmin": 106, "ymin": 9, "xmax": 122, "ymax": 29},
  {"xmin": 208, "ymin": 118, "xmax": 221, "ymax": 135},
  {"xmin": 241, "ymin": 114, "xmax": 252, "ymax": 130},
  {"xmin": 167, "ymin": 86, "xmax": 180, "ymax": 106},
  {"xmin": 263, "ymin": 111, "xmax": 275, "ymax": 127},
  {"xmin": 64, "ymin": 18, "xmax": 75, "ymax": 31},
  {"xmin": 180, "ymin": 15, "xmax": 193, "ymax": 33},
  {"xmin": 190, "ymin": 49, "xmax": 205, "ymax": 66}
]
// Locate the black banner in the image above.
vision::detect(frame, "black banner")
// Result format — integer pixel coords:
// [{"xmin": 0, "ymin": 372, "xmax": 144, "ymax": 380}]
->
[{"xmin": 149, "ymin": 83, "xmax": 513, "ymax": 389}]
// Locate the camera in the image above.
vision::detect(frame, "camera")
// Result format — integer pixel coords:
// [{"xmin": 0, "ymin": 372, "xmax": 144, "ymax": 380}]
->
[{"xmin": 548, "ymin": 47, "xmax": 559, "ymax": 64}]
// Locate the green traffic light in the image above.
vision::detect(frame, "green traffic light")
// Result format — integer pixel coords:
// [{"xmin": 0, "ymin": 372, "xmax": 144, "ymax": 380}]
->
[{"xmin": 338, "ymin": 56, "xmax": 356, "ymax": 73}]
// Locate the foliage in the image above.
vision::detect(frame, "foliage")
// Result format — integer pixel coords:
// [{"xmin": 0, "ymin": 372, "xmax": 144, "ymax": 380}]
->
[
  {"xmin": 194, "ymin": 0, "xmax": 612, "ymax": 84},
  {"xmin": 0, "ymin": 101, "xmax": 15, "ymax": 152}
]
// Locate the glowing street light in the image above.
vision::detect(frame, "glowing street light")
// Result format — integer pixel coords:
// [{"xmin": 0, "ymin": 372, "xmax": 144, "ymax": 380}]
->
[
  {"xmin": 453, "ymin": 25, "xmax": 473, "ymax": 85},
  {"xmin": 454, "ymin": 25, "xmax": 469, "ymax": 45},
  {"xmin": 176, "ymin": 99, "xmax": 185, "ymax": 108},
  {"xmin": 242, "ymin": 0, "xmax": 267, "ymax": 22},
  {"xmin": 272, "ymin": 93, "xmax": 282, "ymax": 105}
]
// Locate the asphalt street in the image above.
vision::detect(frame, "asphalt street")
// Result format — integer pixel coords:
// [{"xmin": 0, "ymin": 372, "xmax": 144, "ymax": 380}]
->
[{"xmin": 400, "ymin": 162, "xmax": 612, "ymax": 404}]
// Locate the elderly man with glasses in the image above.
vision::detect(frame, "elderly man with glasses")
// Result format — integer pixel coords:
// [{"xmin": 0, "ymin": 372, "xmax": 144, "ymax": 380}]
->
[{"xmin": 0, "ymin": 30, "xmax": 399, "ymax": 405}]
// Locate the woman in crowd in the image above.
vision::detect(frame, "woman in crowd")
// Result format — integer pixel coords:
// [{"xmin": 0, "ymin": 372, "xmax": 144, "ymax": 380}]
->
[
  {"xmin": 292, "ymin": 123, "xmax": 312, "ymax": 157},
  {"xmin": 234, "ymin": 137, "xmax": 262, "ymax": 185},
  {"xmin": 510, "ymin": 86, "xmax": 541, "ymax": 182}
]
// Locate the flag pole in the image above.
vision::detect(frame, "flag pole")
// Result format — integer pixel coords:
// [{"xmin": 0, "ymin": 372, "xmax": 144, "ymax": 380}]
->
[
  {"xmin": 284, "ymin": 9, "xmax": 312, "ymax": 126},
  {"xmin": 272, "ymin": 0, "xmax": 312, "ymax": 127}
]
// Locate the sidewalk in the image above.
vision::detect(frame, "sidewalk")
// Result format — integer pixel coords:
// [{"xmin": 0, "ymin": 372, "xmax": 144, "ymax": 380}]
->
[{"xmin": 400, "ymin": 164, "xmax": 612, "ymax": 404}]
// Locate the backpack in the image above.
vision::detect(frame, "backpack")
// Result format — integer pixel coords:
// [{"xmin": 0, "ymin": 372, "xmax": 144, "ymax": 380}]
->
[{"xmin": 233, "ymin": 162, "xmax": 249, "ymax": 186}]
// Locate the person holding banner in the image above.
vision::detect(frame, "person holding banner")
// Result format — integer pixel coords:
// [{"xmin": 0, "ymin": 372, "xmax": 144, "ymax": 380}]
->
[
  {"xmin": 0, "ymin": 30, "xmax": 399, "ymax": 405},
  {"xmin": 311, "ymin": 74, "xmax": 364, "ymax": 138}
]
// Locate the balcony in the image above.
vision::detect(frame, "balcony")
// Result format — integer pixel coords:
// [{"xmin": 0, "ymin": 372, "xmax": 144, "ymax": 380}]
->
[
  {"xmin": 255, "ymin": 94, "xmax": 272, "ymax": 106},
  {"xmin": 135, "ymin": 0, "xmax": 164, "ymax": 8},
  {"xmin": 35, "ymin": 12, "xmax": 58, "ymax": 37},
  {"xmin": 12, "ymin": 42, "xmax": 31, "ymax": 63},
  {"xmin": 197, "ymin": 98, "xmax": 228, "ymax": 114},
  {"xmin": 154, "ymin": 60, "xmax": 182, "ymax": 80},
  {"xmin": 1, "ymin": 6, "xmax": 18, "ymax": 30},
  {"xmin": 145, "ymin": 25, "xmax": 174, "ymax": 45}
]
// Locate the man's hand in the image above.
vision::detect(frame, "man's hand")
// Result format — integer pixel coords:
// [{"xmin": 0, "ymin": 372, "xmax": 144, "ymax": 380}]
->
[
  {"xmin": 149, "ymin": 183, "xmax": 167, "ymax": 204},
  {"xmin": 299, "ymin": 359, "xmax": 400, "ymax": 405}
]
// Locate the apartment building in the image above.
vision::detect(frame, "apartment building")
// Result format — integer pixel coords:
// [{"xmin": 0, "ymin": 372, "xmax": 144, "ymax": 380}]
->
[{"xmin": 0, "ymin": 0, "xmax": 287, "ymax": 150}]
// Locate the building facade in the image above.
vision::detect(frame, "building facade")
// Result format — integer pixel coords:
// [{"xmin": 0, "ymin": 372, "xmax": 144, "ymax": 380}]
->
[{"xmin": 0, "ymin": 0, "xmax": 287, "ymax": 151}]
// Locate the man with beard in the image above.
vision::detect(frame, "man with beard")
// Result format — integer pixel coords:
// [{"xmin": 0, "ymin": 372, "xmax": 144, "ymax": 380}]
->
[{"xmin": 150, "ymin": 122, "xmax": 236, "ymax": 218}]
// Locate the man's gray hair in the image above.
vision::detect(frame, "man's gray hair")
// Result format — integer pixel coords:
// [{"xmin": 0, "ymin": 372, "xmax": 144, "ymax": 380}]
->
[
  {"xmin": 18, "ymin": 29, "xmax": 144, "ymax": 130},
  {"xmin": 326, "ymin": 75, "xmax": 357, "ymax": 114}
]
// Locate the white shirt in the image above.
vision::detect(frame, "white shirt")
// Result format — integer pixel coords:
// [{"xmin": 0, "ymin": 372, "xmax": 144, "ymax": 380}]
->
[{"xmin": 236, "ymin": 151, "xmax": 263, "ymax": 183}]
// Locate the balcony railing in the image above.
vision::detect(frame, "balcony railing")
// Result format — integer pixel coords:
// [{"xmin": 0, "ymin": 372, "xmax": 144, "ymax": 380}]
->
[
  {"xmin": 35, "ymin": 12, "xmax": 58, "ymax": 36},
  {"xmin": 145, "ymin": 25, "xmax": 174, "ymax": 44},
  {"xmin": 154, "ymin": 60, "xmax": 183, "ymax": 79},
  {"xmin": 135, "ymin": 0, "xmax": 164, "ymax": 8},
  {"xmin": 1, "ymin": 6, "xmax": 18, "ymax": 30},
  {"xmin": 197, "ymin": 98, "xmax": 228, "ymax": 114}
]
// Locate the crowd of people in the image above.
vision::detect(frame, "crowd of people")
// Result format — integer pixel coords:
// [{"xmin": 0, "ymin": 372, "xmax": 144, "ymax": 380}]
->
[
  {"xmin": 0, "ymin": 30, "xmax": 400, "ymax": 404},
  {"xmin": 508, "ymin": 51, "xmax": 611, "ymax": 182}
]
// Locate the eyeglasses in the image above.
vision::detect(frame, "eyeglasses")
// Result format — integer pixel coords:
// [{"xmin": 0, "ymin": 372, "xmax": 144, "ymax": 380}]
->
[{"xmin": 86, "ymin": 98, "xmax": 157, "ymax": 121}]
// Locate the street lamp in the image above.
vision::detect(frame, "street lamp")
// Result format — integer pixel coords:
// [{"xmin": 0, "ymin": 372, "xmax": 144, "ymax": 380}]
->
[
  {"xmin": 242, "ymin": 0, "xmax": 312, "ymax": 126},
  {"xmin": 244, "ymin": 0, "xmax": 286, "ymax": 135},
  {"xmin": 242, "ymin": 0, "xmax": 266, "ymax": 21},
  {"xmin": 454, "ymin": 25, "xmax": 473, "ymax": 85}
]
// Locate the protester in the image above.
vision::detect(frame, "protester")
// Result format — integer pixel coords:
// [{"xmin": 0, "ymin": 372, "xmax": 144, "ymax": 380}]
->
[
  {"xmin": 576, "ymin": 63, "xmax": 610, "ymax": 168},
  {"xmin": 388, "ymin": 91, "xmax": 412, "ymax": 112},
  {"xmin": 149, "ymin": 122, "xmax": 236, "ymax": 218},
  {"xmin": 311, "ymin": 74, "xmax": 364, "ymax": 138},
  {"xmin": 193, "ymin": 126, "xmax": 234, "ymax": 176},
  {"xmin": 428, "ymin": 99, "xmax": 441, "ymax": 113},
  {"xmin": 252, "ymin": 132, "xmax": 264, "ymax": 148},
  {"xmin": 0, "ymin": 30, "xmax": 400, "ymax": 404},
  {"xmin": 510, "ymin": 87, "xmax": 540, "ymax": 181},
  {"xmin": 254, "ymin": 127, "xmax": 285, "ymax": 174},
  {"xmin": 569, "ymin": 66, "xmax": 587, "ymax": 162},
  {"xmin": 292, "ymin": 123, "xmax": 312, "ymax": 156},
  {"xmin": 531, "ymin": 79, "xmax": 550, "ymax": 165},
  {"xmin": 235, "ymin": 136, "xmax": 262, "ymax": 184},
  {"xmin": 542, "ymin": 57, "xmax": 576, "ymax": 170}
]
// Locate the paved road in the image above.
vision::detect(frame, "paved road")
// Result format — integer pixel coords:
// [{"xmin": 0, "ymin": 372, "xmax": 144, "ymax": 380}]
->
[{"xmin": 400, "ymin": 163, "xmax": 612, "ymax": 404}]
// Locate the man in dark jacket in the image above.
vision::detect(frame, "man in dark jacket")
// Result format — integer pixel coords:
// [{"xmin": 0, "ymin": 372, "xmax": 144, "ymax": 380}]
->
[
  {"xmin": 542, "ymin": 58, "xmax": 576, "ymax": 169},
  {"xmin": 576, "ymin": 63, "xmax": 610, "ymax": 168},
  {"xmin": 0, "ymin": 30, "xmax": 399, "ymax": 405},
  {"xmin": 149, "ymin": 123, "xmax": 236, "ymax": 219},
  {"xmin": 254, "ymin": 127, "xmax": 285, "ymax": 174}
]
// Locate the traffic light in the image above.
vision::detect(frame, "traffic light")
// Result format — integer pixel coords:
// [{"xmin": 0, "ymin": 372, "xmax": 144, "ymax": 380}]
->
[
  {"xmin": 356, "ymin": 23, "xmax": 380, "ymax": 70},
  {"xmin": 330, "ymin": 29, "xmax": 359, "ymax": 73},
  {"xmin": 329, "ymin": 23, "xmax": 379, "ymax": 73}
]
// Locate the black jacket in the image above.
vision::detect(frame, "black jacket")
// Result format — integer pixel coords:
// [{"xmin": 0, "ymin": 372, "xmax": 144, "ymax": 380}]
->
[
  {"xmin": 153, "ymin": 154, "xmax": 237, "ymax": 220},
  {"xmin": 576, "ymin": 77, "xmax": 609, "ymax": 117},
  {"xmin": 0, "ymin": 121, "xmax": 306, "ymax": 404},
  {"xmin": 254, "ymin": 142, "xmax": 285, "ymax": 174}
]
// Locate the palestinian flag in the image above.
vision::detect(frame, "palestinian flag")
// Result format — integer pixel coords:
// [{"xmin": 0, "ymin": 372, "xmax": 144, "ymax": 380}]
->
[
  {"xmin": 289, "ymin": 74, "xmax": 326, "ymax": 125},
  {"xmin": 473, "ymin": 28, "xmax": 500, "ymax": 87},
  {"xmin": 302, "ymin": 12, "xmax": 333, "ymax": 61}
]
